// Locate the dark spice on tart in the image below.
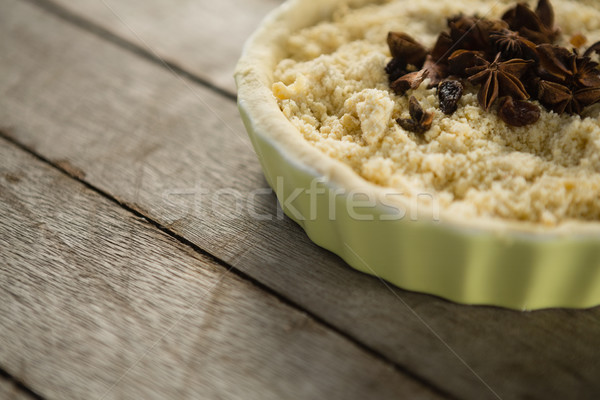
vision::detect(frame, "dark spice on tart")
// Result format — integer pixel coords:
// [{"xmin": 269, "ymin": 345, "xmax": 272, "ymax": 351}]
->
[
  {"xmin": 438, "ymin": 80, "xmax": 464, "ymax": 115},
  {"xmin": 385, "ymin": 0, "xmax": 600, "ymax": 131},
  {"xmin": 390, "ymin": 69, "xmax": 429, "ymax": 95},
  {"xmin": 490, "ymin": 29, "xmax": 538, "ymax": 60},
  {"xmin": 397, "ymin": 96, "xmax": 434, "ymax": 134},
  {"xmin": 501, "ymin": 0, "xmax": 560, "ymax": 44},
  {"xmin": 583, "ymin": 41, "xmax": 600, "ymax": 58},
  {"xmin": 466, "ymin": 53, "xmax": 533, "ymax": 111},
  {"xmin": 498, "ymin": 97, "xmax": 541, "ymax": 127}
]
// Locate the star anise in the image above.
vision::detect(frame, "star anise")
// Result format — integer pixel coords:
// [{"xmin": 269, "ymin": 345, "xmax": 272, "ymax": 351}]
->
[
  {"xmin": 421, "ymin": 55, "xmax": 448, "ymax": 87},
  {"xmin": 536, "ymin": 80, "xmax": 600, "ymax": 115},
  {"xmin": 583, "ymin": 41, "xmax": 600, "ymax": 59},
  {"xmin": 447, "ymin": 15, "xmax": 508, "ymax": 53},
  {"xmin": 390, "ymin": 69, "xmax": 429, "ymax": 95},
  {"xmin": 536, "ymin": 44, "xmax": 569, "ymax": 81},
  {"xmin": 447, "ymin": 49, "xmax": 486, "ymax": 77},
  {"xmin": 572, "ymin": 56, "xmax": 600, "ymax": 88},
  {"xmin": 536, "ymin": 44, "xmax": 579, "ymax": 84},
  {"xmin": 502, "ymin": 0, "xmax": 560, "ymax": 44},
  {"xmin": 430, "ymin": 32, "xmax": 454, "ymax": 63},
  {"xmin": 533, "ymin": 44, "xmax": 600, "ymax": 113},
  {"xmin": 576, "ymin": 86, "xmax": 600, "ymax": 108},
  {"xmin": 386, "ymin": 32, "xmax": 450, "ymax": 90},
  {"xmin": 384, "ymin": 0, "xmax": 598, "ymax": 127},
  {"xmin": 385, "ymin": 57, "xmax": 407, "ymax": 83},
  {"xmin": 397, "ymin": 96, "xmax": 434, "ymax": 134},
  {"xmin": 537, "ymin": 80, "xmax": 581, "ymax": 114},
  {"xmin": 490, "ymin": 29, "xmax": 538, "ymax": 60},
  {"xmin": 387, "ymin": 32, "xmax": 428, "ymax": 67},
  {"xmin": 466, "ymin": 53, "xmax": 533, "ymax": 110}
]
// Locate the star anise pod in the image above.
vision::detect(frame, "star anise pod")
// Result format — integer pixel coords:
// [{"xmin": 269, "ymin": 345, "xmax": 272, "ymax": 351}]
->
[
  {"xmin": 498, "ymin": 96, "xmax": 541, "ymax": 126},
  {"xmin": 447, "ymin": 49, "xmax": 486, "ymax": 77},
  {"xmin": 430, "ymin": 32, "xmax": 454, "ymax": 63},
  {"xmin": 397, "ymin": 96, "xmax": 434, "ymax": 134},
  {"xmin": 583, "ymin": 41, "xmax": 600, "ymax": 59},
  {"xmin": 576, "ymin": 86, "xmax": 600, "ymax": 108},
  {"xmin": 424, "ymin": 33, "xmax": 455, "ymax": 86},
  {"xmin": 390, "ymin": 69, "xmax": 429, "ymax": 95},
  {"xmin": 536, "ymin": 44, "xmax": 575, "ymax": 83},
  {"xmin": 421, "ymin": 55, "xmax": 448, "ymax": 87},
  {"xmin": 573, "ymin": 56, "xmax": 600, "ymax": 88},
  {"xmin": 387, "ymin": 32, "xmax": 428, "ymax": 67},
  {"xmin": 447, "ymin": 15, "xmax": 508, "ymax": 53},
  {"xmin": 384, "ymin": 0, "xmax": 599, "ymax": 125},
  {"xmin": 502, "ymin": 0, "xmax": 560, "ymax": 44},
  {"xmin": 386, "ymin": 32, "xmax": 451, "ymax": 89},
  {"xmin": 537, "ymin": 80, "xmax": 580, "ymax": 114},
  {"xmin": 490, "ymin": 29, "xmax": 538, "ymax": 60},
  {"xmin": 466, "ymin": 53, "xmax": 533, "ymax": 110},
  {"xmin": 532, "ymin": 44, "xmax": 600, "ymax": 114},
  {"xmin": 537, "ymin": 44, "xmax": 600, "ymax": 88},
  {"xmin": 536, "ymin": 79, "xmax": 600, "ymax": 114},
  {"xmin": 385, "ymin": 57, "xmax": 408, "ymax": 83},
  {"xmin": 385, "ymin": 32, "xmax": 433, "ymax": 91}
]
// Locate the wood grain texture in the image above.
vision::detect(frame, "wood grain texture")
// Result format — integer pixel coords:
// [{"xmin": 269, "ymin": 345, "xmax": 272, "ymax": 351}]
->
[
  {"xmin": 45, "ymin": 0, "xmax": 281, "ymax": 94},
  {"xmin": 0, "ymin": 140, "xmax": 439, "ymax": 400},
  {"xmin": 2, "ymin": 0, "xmax": 600, "ymax": 399}
]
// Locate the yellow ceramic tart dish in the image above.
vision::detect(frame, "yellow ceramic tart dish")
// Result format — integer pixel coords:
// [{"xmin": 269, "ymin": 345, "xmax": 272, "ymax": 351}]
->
[{"xmin": 235, "ymin": 0, "xmax": 600, "ymax": 310}]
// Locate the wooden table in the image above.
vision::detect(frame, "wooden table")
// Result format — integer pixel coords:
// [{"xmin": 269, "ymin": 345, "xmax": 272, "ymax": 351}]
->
[{"xmin": 2, "ymin": 0, "xmax": 600, "ymax": 399}]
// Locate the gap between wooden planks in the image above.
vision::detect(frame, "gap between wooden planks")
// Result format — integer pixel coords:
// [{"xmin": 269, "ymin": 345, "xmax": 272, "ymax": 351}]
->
[
  {"xmin": 3, "ymin": 0, "xmax": 600, "ymax": 399},
  {"xmin": 40, "ymin": 0, "xmax": 283, "ymax": 95},
  {"xmin": 0, "ymin": 138, "xmax": 440, "ymax": 399},
  {"xmin": 0, "ymin": 370, "xmax": 40, "ymax": 400}
]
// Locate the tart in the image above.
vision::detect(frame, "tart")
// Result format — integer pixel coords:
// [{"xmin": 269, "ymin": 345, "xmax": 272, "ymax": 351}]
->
[{"xmin": 235, "ymin": 0, "xmax": 600, "ymax": 309}]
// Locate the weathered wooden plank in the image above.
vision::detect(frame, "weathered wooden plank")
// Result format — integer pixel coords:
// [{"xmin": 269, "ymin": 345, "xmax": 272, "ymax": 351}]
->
[
  {"xmin": 2, "ymin": 0, "xmax": 600, "ymax": 399},
  {"xmin": 41, "ymin": 0, "xmax": 281, "ymax": 95},
  {"xmin": 0, "ymin": 140, "xmax": 439, "ymax": 399},
  {"xmin": 0, "ymin": 374, "xmax": 36, "ymax": 400}
]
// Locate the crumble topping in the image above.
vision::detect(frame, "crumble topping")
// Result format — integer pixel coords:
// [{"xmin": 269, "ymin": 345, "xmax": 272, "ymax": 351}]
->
[{"xmin": 272, "ymin": 0, "xmax": 600, "ymax": 225}]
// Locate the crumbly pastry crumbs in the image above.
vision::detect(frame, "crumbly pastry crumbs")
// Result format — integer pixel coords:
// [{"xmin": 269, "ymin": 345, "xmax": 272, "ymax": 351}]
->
[{"xmin": 272, "ymin": 0, "xmax": 600, "ymax": 226}]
